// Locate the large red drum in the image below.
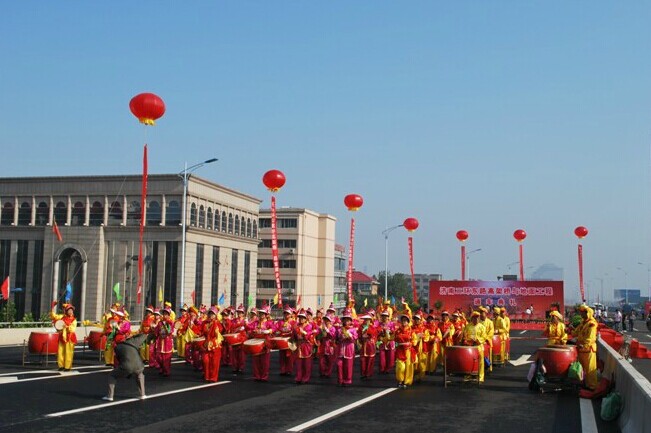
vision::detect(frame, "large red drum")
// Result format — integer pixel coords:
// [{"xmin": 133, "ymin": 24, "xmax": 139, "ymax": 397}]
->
[
  {"xmin": 445, "ymin": 345, "xmax": 480, "ymax": 375},
  {"xmin": 87, "ymin": 331, "xmax": 106, "ymax": 351},
  {"xmin": 243, "ymin": 339, "xmax": 266, "ymax": 355},
  {"xmin": 535, "ymin": 345, "xmax": 578, "ymax": 378},
  {"xmin": 270, "ymin": 336, "xmax": 290, "ymax": 350},
  {"xmin": 223, "ymin": 333, "xmax": 245, "ymax": 346},
  {"xmin": 28, "ymin": 332, "xmax": 59, "ymax": 354}
]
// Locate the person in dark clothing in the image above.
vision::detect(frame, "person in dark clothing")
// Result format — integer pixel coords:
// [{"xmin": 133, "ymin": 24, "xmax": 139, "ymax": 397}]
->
[{"xmin": 102, "ymin": 333, "xmax": 147, "ymax": 401}]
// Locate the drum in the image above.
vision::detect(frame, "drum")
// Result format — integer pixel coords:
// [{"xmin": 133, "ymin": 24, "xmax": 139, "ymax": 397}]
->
[
  {"xmin": 535, "ymin": 345, "xmax": 578, "ymax": 378},
  {"xmin": 28, "ymin": 332, "xmax": 59, "ymax": 354},
  {"xmin": 270, "ymin": 336, "xmax": 290, "ymax": 350},
  {"xmin": 445, "ymin": 345, "xmax": 480, "ymax": 375},
  {"xmin": 54, "ymin": 320, "xmax": 65, "ymax": 331},
  {"xmin": 491, "ymin": 334, "xmax": 504, "ymax": 364},
  {"xmin": 223, "ymin": 333, "xmax": 245, "ymax": 346},
  {"xmin": 174, "ymin": 321, "xmax": 183, "ymax": 330},
  {"xmin": 243, "ymin": 339, "xmax": 266, "ymax": 355},
  {"xmin": 87, "ymin": 330, "xmax": 106, "ymax": 351}
]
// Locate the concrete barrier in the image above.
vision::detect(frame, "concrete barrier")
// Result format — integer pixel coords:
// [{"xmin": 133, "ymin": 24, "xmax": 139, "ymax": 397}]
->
[{"xmin": 598, "ymin": 335, "xmax": 651, "ymax": 433}]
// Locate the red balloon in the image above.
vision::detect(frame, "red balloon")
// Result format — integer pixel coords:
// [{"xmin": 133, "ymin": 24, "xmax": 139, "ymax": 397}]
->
[
  {"xmin": 129, "ymin": 93, "xmax": 165, "ymax": 126},
  {"xmin": 403, "ymin": 218, "xmax": 419, "ymax": 232},
  {"xmin": 344, "ymin": 194, "xmax": 364, "ymax": 211},
  {"xmin": 456, "ymin": 230, "xmax": 469, "ymax": 242},
  {"xmin": 262, "ymin": 170, "xmax": 286, "ymax": 192},
  {"xmin": 574, "ymin": 226, "xmax": 588, "ymax": 239},
  {"xmin": 513, "ymin": 229, "xmax": 527, "ymax": 242}
]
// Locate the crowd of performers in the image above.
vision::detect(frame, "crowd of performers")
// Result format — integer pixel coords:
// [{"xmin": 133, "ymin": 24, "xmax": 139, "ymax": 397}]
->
[{"xmin": 49, "ymin": 297, "xmax": 597, "ymax": 390}]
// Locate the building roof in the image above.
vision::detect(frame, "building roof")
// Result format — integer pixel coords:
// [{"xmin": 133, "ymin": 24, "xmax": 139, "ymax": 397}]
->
[{"xmin": 352, "ymin": 270, "xmax": 376, "ymax": 283}]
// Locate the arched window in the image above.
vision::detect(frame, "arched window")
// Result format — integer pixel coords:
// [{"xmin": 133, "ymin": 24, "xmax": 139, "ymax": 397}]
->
[
  {"xmin": 36, "ymin": 202, "xmax": 49, "ymax": 226},
  {"xmin": 166, "ymin": 200, "xmax": 181, "ymax": 226},
  {"xmin": 54, "ymin": 201, "xmax": 67, "ymax": 225},
  {"xmin": 241, "ymin": 218, "xmax": 246, "ymax": 237},
  {"xmin": 18, "ymin": 202, "xmax": 31, "ymax": 226},
  {"xmin": 1, "ymin": 202, "xmax": 13, "ymax": 226},
  {"xmin": 207, "ymin": 207, "xmax": 213, "ymax": 230},
  {"xmin": 147, "ymin": 201, "xmax": 161, "ymax": 226},
  {"xmin": 89, "ymin": 201, "xmax": 103, "ymax": 226},
  {"xmin": 221, "ymin": 211, "xmax": 227, "ymax": 232},
  {"xmin": 199, "ymin": 205, "xmax": 205, "ymax": 228},
  {"xmin": 127, "ymin": 200, "xmax": 141, "ymax": 226},
  {"xmin": 228, "ymin": 213, "xmax": 233, "ymax": 233},
  {"xmin": 234, "ymin": 215, "xmax": 240, "ymax": 236},
  {"xmin": 190, "ymin": 203, "xmax": 197, "ymax": 227},
  {"xmin": 252, "ymin": 221, "xmax": 258, "ymax": 239},
  {"xmin": 247, "ymin": 218, "xmax": 252, "ymax": 237},
  {"xmin": 108, "ymin": 201, "xmax": 122, "ymax": 226},
  {"xmin": 214, "ymin": 209, "xmax": 220, "ymax": 231},
  {"xmin": 71, "ymin": 201, "xmax": 85, "ymax": 226}
]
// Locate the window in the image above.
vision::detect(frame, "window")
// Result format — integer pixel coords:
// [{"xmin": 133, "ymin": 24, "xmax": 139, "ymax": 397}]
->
[
  {"xmin": 214, "ymin": 210, "xmax": 221, "ymax": 232},
  {"xmin": 230, "ymin": 249, "xmax": 238, "ymax": 307},
  {"xmin": 228, "ymin": 213, "xmax": 233, "ymax": 233},
  {"xmin": 257, "ymin": 259, "xmax": 296, "ymax": 269},
  {"xmin": 166, "ymin": 200, "xmax": 181, "ymax": 226},
  {"xmin": 190, "ymin": 203, "xmax": 197, "ymax": 227},
  {"xmin": 127, "ymin": 200, "xmax": 141, "ymax": 226},
  {"xmin": 89, "ymin": 201, "xmax": 103, "ymax": 226},
  {"xmin": 221, "ymin": 211, "xmax": 227, "ymax": 232},
  {"xmin": 211, "ymin": 246, "xmax": 220, "ymax": 306},
  {"xmin": 234, "ymin": 215, "xmax": 240, "ymax": 236},
  {"xmin": 207, "ymin": 208, "xmax": 213, "ymax": 230},
  {"xmin": 108, "ymin": 201, "xmax": 122, "ymax": 226},
  {"xmin": 14, "ymin": 240, "xmax": 28, "ymax": 320},
  {"xmin": 246, "ymin": 218, "xmax": 252, "ymax": 237},
  {"xmin": 54, "ymin": 201, "xmax": 67, "ymax": 225},
  {"xmin": 258, "ymin": 239, "xmax": 297, "ymax": 248},
  {"xmin": 36, "ymin": 202, "xmax": 49, "ymax": 226},
  {"xmin": 240, "ymin": 218, "xmax": 246, "ymax": 237},
  {"xmin": 195, "ymin": 244, "xmax": 204, "ymax": 306},
  {"xmin": 257, "ymin": 279, "xmax": 296, "ymax": 289},
  {"xmin": 199, "ymin": 205, "xmax": 205, "ymax": 228},
  {"xmin": 259, "ymin": 218, "xmax": 271, "ymax": 229},
  {"xmin": 31, "ymin": 240, "xmax": 44, "ymax": 318},
  {"xmin": 1, "ymin": 202, "xmax": 14, "ymax": 225},
  {"xmin": 164, "ymin": 241, "xmax": 179, "ymax": 306},
  {"xmin": 258, "ymin": 218, "xmax": 297, "ymax": 229},
  {"xmin": 71, "ymin": 201, "xmax": 85, "ymax": 226},
  {"xmin": 243, "ymin": 251, "xmax": 251, "ymax": 309},
  {"xmin": 252, "ymin": 221, "xmax": 258, "ymax": 238},
  {"xmin": 147, "ymin": 201, "xmax": 161, "ymax": 226},
  {"xmin": 18, "ymin": 202, "xmax": 31, "ymax": 226}
]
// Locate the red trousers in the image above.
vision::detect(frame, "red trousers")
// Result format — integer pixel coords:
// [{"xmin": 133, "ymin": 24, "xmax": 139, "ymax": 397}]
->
[
  {"xmin": 202, "ymin": 348, "xmax": 222, "ymax": 382},
  {"xmin": 149, "ymin": 344, "xmax": 159, "ymax": 368},
  {"xmin": 231, "ymin": 345, "xmax": 245, "ymax": 372},
  {"xmin": 337, "ymin": 357, "xmax": 354, "ymax": 385},
  {"xmin": 279, "ymin": 349, "xmax": 294, "ymax": 375},
  {"xmin": 252, "ymin": 352, "xmax": 271, "ymax": 381},
  {"xmin": 379, "ymin": 348, "xmax": 395, "ymax": 373},
  {"xmin": 319, "ymin": 353, "xmax": 336, "ymax": 377},
  {"xmin": 295, "ymin": 356, "xmax": 312, "ymax": 383},
  {"xmin": 157, "ymin": 352, "xmax": 172, "ymax": 376},
  {"xmin": 360, "ymin": 355, "xmax": 376, "ymax": 378},
  {"xmin": 221, "ymin": 345, "xmax": 231, "ymax": 366}
]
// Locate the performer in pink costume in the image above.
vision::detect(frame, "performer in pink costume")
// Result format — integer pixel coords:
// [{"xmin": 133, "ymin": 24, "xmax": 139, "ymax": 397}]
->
[{"xmin": 336, "ymin": 309, "xmax": 358, "ymax": 386}]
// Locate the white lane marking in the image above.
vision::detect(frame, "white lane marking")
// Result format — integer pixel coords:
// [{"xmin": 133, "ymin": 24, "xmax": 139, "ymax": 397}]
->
[
  {"xmin": 0, "ymin": 368, "xmax": 112, "ymax": 385},
  {"xmin": 45, "ymin": 380, "xmax": 231, "ymax": 417},
  {"xmin": 646, "ymin": 334, "xmax": 651, "ymax": 339},
  {"xmin": 580, "ymin": 398, "xmax": 598, "ymax": 433},
  {"xmin": 519, "ymin": 331, "xmax": 527, "ymax": 335},
  {"xmin": 0, "ymin": 369, "xmax": 51, "ymax": 376},
  {"xmin": 287, "ymin": 387, "xmax": 397, "ymax": 432},
  {"xmin": 508, "ymin": 355, "xmax": 534, "ymax": 366}
]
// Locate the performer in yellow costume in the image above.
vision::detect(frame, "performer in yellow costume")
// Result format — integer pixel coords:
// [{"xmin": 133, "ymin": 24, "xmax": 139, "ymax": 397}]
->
[
  {"xmin": 576, "ymin": 305, "xmax": 598, "ymax": 390},
  {"xmin": 543, "ymin": 310, "xmax": 567, "ymax": 345},
  {"xmin": 51, "ymin": 302, "xmax": 77, "ymax": 371},
  {"xmin": 462, "ymin": 311, "xmax": 486, "ymax": 383},
  {"xmin": 479, "ymin": 307, "xmax": 494, "ymax": 372}
]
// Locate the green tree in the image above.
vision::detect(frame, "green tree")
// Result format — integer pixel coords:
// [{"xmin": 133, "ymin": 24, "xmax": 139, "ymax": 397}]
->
[{"xmin": 376, "ymin": 271, "xmax": 418, "ymax": 309}]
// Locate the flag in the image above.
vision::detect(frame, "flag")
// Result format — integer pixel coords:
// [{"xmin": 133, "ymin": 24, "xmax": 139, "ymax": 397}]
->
[
  {"xmin": 64, "ymin": 281, "xmax": 72, "ymax": 302},
  {"xmin": 191, "ymin": 290, "xmax": 196, "ymax": 304},
  {"xmin": 158, "ymin": 286, "xmax": 163, "ymax": 303},
  {"xmin": 0, "ymin": 277, "xmax": 9, "ymax": 300},
  {"xmin": 52, "ymin": 222, "xmax": 63, "ymax": 242},
  {"xmin": 272, "ymin": 292, "xmax": 279, "ymax": 306},
  {"xmin": 296, "ymin": 295, "xmax": 302, "ymax": 307},
  {"xmin": 317, "ymin": 295, "xmax": 321, "ymax": 306},
  {"xmin": 247, "ymin": 293, "xmax": 253, "ymax": 306},
  {"xmin": 391, "ymin": 295, "xmax": 396, "ymax": 305},
  {"xmin": 112, "ymin": 282, "xmax": 121, "ymax": 301},
  {"xmin": 218, "ymin": 292, "xmax": 226, "ymax": 306},
  {"xmin": 333, "ymin": 293, "xmax": 338, "ymax": 303},
  {"xmin": 364, "ymin": 298, "xmax": 368, "ymax": 307}
]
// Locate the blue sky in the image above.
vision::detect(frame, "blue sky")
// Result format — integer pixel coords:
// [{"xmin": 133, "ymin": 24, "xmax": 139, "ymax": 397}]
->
[{"xmin": 2, "ymin": 2, "xmax": 651, "ymax": 303}]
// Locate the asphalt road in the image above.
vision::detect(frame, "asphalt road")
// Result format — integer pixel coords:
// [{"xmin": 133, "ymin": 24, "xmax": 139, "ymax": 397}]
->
[{"xmin": 0, "ymin": 332, "xmax": 620, "ymax": 433}]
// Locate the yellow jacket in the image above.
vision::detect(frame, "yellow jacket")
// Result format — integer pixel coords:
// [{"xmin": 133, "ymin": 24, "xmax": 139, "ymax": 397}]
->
[
  {"xmin": 482, "ymin": 318, "xmax": 495, "ymax": 344},
  {"xmin": 544, "ymin": 322, "xmax": 567, "ymax": 345},
  {"xmin": 462, "ymin": 322, "xmax": 486, "ymax": 346},
  {"xmin": 576, "ymin": 311, "xmax": 597, "ymax": 353}
]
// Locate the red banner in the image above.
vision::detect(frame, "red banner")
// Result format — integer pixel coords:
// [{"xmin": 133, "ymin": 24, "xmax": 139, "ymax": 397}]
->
[
  {"xmin": 578, "ymin": 243, "xmax": 585, "ymax": 302},
  {"xmin": 518, "ymin": 244, "xmax": 524, "ymax": 281},
  {"xmin": 347, "ymin": 217, "xmax": 355, "ymax": 301},
  {"xmin": 271, "ymin": 196, "xmax": 282, "ymax": 306},
  {"xmin": 461, "ymin": 245, "xmax": 466, "ymax": 281},
  {"xmin": 137, "ymin": 144, "xmax": 147, "ymax": 305},
  {"xmin": 408, "ymin": 237, "xmax": 417, "ymax": 303},
  {"xmin": 429, "ymin": 280, "xmax": 564, "ymax": 321}
]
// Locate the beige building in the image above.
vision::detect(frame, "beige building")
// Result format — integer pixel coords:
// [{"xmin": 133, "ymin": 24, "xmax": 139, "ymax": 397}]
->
[
  {"xmin": 256, "ymin": 208, "xmax": 336, "ymax": 312},
  {"xmin": 0, "ymin": 174, "xmax": 260, "ymax": 321}
]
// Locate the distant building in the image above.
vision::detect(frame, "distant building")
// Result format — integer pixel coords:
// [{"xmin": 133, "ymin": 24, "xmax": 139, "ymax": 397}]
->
[
  {"xmin": 256, "ymin": 207, "xmax": 336, "ymax": 311},
  {"xmin": 614, "ymin": 289, "xmax": 641, "ymax": 304},
  {"xmin": 352, "ymin": 270, "xmax": 379, "ymax": 297},
  {"xmin": 411, "ymin": 273, "xmax": 442, "ymax": 304},
  {"xmin": 530, "ymin": 263, "xmax": 564, "ymax": 281},
  {"xmin": 333, "ymin": 244, "xmax": 347, "ymax": 311}
]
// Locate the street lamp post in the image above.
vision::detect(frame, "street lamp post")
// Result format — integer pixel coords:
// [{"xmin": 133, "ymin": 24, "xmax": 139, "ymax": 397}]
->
[
  {"xmin": 465, "ymin": 248, "xmax": 482, "ymax": 280},
  {"xmin": 382, "ymin": 224, "xmax": 404, "ymax": 300},
  {"xmin": 179, "ymin": 158, "xmax": 218, "ymax": 307}
]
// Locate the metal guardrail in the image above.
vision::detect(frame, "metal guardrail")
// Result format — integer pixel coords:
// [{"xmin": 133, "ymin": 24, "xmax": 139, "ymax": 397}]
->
[{"xmin": 0, "ymin": 321, "xmax": 53, "ymax": 329}]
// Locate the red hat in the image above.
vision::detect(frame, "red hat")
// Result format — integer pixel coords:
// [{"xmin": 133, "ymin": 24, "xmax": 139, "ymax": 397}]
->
[
  {"xmin": 236, "ymin": 304, "xmax": 245, "ymax": 313},
  {"xmin": 306, "ymin": 307, "xmax": 314, "ymax": 316},
  {"xmin": 259, "ymin": 305, "xmax": 271, "ymax": 315},
  {"xmin": 323, "ymin": 314, "xmax": 333, "ymax": 322},
  {"xmin": 341, "ymin": 309, "xmax": 353, "ymax": 320},
  {"xmin": 153, "ymin": 308, "xmax": 161, "ymax": 316},
  {"xmin": 326, "ymin": 303, "xmax": 336, "ymax": 313},
  {"xmin": 63, "ymin": 303, "xmax": 75, "ymax": 312},
  {"xmin": 249, "ymin": 308, "xmax": 258, "ymax": 315},
  {"xmin": 297, "ymin": 308, "xmax": 308, "ymax": 319},
  {"xmin": 208, "ymin": 306, "xmax": 219, "ymax": 316},
  {"xmin": 145, "ymin": 305, "xmax": 154, "ymax": 313},
  {"xmin": 441, "ymin": 311, "xmax": 449, "ymax": 316}
]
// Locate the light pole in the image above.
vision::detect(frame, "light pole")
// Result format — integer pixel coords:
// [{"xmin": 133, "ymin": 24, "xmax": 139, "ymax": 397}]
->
[
  {"xmin": 616, "ymin": 267, "xmax": 629, "ymax": 304},
  {"xmin": 465, "ymin": 248, "xmax": 482, "ymax": 280},
  {"xmin": 638, "ymin": 262, "xmax": 651, "ymax": 301},
  {"xmin": 382, "ymin": 224, "xmax": 403, "ymax": 300},
  {"xmin": 179, "ymin": 158, "xmax": 218, "ymax": 306}
]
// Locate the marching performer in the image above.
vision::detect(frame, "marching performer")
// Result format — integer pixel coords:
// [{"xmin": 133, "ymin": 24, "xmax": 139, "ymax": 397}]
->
[
  {"xmin": 424, "ymin": 312, "xmax": 442, "ymax": 375},
  {"xmin": 229, "ymin": 305, "xmax": 247, "ymax": 374},
  {"xmin": 293, "ymin": 308, "xmax": 316, "ymax": 384},
  {"xmin": 139, "ymin": 306, "xmax": 154, "ymax": 364},
  {"xmin": 543, "ymin": 310, "xmax": 567, "ymax": 345},
  {"xmin": 479, "ymin": 306, "xmax": 495, "ymax": 372},
  {"xmin": 451, "ymin": 312, "xmax": 464, "ymax": 345},
  {"xmin": 102, "ymin": 304, "xmax": 120, "ymax": 366},
  {"xmin": 358, "ymin": 314, "xmax": 378, "ymax": 380},
  {"xmin": 154, "ymin": 307, "xmax": 174, "ymax": 377},
  {"xmin": 411, "ymin": 311, "xmax": 428, "ymax": 382},
  {"xmin": 201, "ymin": 306, "xmax": 224, "ymax": 382},
  {"xmin": 250, "ymin": 305, "xmax": 274, "ymax": 381},
  {"xmin": 492, "ymin": 307, "xmax": 506, "ymax": 364},
  {"xmin": 220, "ymin": 307, "xmax": 233, "ymax": 367},
  {"xmin": 148, "ymin": 309, "xmax": 161, "ymax": 369},
  {"xmin": 336, "ymin": 309, "xmax": 358, "ymax": 386},
  {"xmin": 377, "ymin": 310, "xmax": 396, "ymax": 374},
  {"xmin": 107, "ymin": 307, "xmax": 131, "ymax": 367},
  {"xmin": 500, "ymin": 307, "xmax": 511, "ymax": 360},
  {"xmin": 317, "ymin": 313, "xmax": 337, "ymax": 378},
  {"xmin": 274, "ymin": 307, "xmax": 296, "ymax": 376},
  {"xmin": 174, "ymin": 305, "xmax": 189, "ymax": 358},
  {"xmin": 462, "ymin": 311, "xmax": 486, "ymax": 384},
  {"xmin": 576, "ymin": 305, "xmax": 598, "ymax": 390},
  {"xmin": 395, "ymin": 313, "xmax": 417, "ymax": 389},
  {"xmin": 50, "ymin": 301, "xmax": 77, "ymax": 371}
]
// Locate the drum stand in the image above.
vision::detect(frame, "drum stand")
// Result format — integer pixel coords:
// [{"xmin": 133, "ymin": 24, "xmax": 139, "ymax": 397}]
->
[
  {"xmin": 443, "ymin": 355, "xmax": 481, "ymax": 388},
  {"xmin": 22, "ymin": 340, "xmax": 55, "ymax": 367}
]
